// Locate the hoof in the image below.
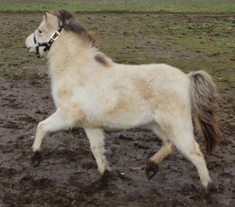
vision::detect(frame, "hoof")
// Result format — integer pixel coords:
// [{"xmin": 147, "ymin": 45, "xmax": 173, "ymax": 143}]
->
[
  {"xmin": 204, "ymin": 182, "xmax": 215, "ymax": 195},
  {"xmin": 201, "ymin": 182, "xmax": 216, "ymax": 200},
  {"xmin": 100, "ymin": 170, "xmax": 111, "ymax": 184},
  {"xmin": 146, "ymin": 161, "xmax": 159, "ymax": 180},
  {"xmin": 31, "ymin": 151, "xmax": 42, "ymax": 167}
]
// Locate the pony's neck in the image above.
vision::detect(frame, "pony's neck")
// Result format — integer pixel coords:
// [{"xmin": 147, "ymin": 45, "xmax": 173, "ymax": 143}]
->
[{"xmin": 47, "ymin": 31, "xmax": 96, "ymax": 78}]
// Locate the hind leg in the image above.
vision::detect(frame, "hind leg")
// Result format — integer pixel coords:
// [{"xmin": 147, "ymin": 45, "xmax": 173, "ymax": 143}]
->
[
  {"xmin": 146, "ymin": 125, "xmax": 176, "ymax": 180},
  {"xmin": 172, "ymin": 134, "xmax": 212, "ymax": 192},
  {"xmin": 161, "ymin": 115, "xmax": 212, "ymax": 192},
  {"xmin": 152, "ymin": 114, "xmax": 212, "ymax": 192}
]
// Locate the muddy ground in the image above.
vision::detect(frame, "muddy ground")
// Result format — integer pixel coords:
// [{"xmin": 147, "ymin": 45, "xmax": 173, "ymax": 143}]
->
[{"xmin": 0, "ymin": 12, "xmax": 235, "ymax": 207}]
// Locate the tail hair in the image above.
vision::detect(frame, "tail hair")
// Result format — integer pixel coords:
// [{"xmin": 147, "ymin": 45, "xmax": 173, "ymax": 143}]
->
[{"xmin": 189, "ymin": 70, "xmax": 221, "ymax": 153}]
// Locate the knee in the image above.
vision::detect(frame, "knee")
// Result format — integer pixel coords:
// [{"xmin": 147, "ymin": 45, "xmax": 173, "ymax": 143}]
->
[{"xmin": 37, "ymin": 122, "xmax": 46, "ymax": 134}]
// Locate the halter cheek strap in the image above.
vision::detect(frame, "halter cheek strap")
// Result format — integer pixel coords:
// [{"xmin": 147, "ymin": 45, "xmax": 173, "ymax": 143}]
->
[{"xmin": 34, "ymin": 26, "xmax": 63, "ymax": 58}]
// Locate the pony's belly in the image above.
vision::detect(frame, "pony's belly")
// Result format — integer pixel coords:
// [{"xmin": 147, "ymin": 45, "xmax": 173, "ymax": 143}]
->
[{"xmin": 91, "ymin": 111, "xmax": 155, "ymax": 129}]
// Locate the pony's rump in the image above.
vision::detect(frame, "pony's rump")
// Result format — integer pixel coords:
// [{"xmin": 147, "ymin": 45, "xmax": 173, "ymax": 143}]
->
[{"xmin": 189, "ymin": 70, "xmax": 220, "ymax": 153}]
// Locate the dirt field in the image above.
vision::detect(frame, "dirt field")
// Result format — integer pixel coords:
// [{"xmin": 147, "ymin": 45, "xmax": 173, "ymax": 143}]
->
[{"xmin": 0, "ymin": 12, "xmax": 235, "ymax": 207}]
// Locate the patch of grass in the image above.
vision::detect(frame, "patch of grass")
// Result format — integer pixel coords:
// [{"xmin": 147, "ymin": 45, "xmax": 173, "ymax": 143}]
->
[
  {"xmin": 111, "ymin": 146, "xmax": 119, "ymax": 154},
  {"xmin": 0, "ymin": 12, "xmax": 234, "ymax": 95},
  {"xmin": 0, "ymin": 0, "xmax": 235, "ymax": 13}
]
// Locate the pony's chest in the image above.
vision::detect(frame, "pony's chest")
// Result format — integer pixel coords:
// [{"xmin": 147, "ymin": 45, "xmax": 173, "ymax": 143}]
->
[
  {"xmin": 50, "ymin": 81, "xmax": 90, "ymax": 109},
  {"xmin": 51, "ymin": 82, "xmax": 75, "ymax": 108}
]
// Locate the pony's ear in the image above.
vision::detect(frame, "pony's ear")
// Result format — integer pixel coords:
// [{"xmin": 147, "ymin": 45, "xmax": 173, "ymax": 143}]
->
[
  {"xmin": 44, "ymin": 10, "xmax": 49, "ymax": 21},
  {"xmin": 43, "ymin": 11, "xmax": 58, "ymax": 25}
]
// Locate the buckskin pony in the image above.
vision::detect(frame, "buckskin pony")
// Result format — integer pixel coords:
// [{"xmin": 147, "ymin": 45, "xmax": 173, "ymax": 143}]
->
[{"xmin": 25, "ymin": 10, "xmax": 220, "ymax": 193}]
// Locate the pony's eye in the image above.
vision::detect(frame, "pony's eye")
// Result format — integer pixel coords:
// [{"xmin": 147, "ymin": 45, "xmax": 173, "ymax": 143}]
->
[{"xmin": 38, "ymin": 30, "xmax": 42, "ymax": 33}]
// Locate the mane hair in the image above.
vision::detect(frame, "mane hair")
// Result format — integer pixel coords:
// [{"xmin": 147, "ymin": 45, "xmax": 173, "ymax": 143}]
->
[
  {"xmin": 95, "ymin": 54, "xmax": 113, "ymax": 67},
  {"xmin": 50, "ymin": 9, "xmax": 98, "ymax": 47}
]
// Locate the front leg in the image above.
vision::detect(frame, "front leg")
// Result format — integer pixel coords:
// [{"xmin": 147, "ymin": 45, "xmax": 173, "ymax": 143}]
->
[
  {"xmin": 31, "ymin": 108, "xmax": 73, "ymax": 166},
  {"xmin": 84, "ymin": 128, "xmax": 111, "ymax": 181}
]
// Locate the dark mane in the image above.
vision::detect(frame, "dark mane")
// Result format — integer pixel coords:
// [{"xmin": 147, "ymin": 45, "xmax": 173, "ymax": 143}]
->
[{"xmin": 50, "ymin": 9, "xmax": 98, "ymax": 47}]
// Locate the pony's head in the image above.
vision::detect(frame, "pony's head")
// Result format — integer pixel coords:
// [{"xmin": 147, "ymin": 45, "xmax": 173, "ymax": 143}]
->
[
  {"xmin": 25, "ymin": 10, "xmax": 64, "ymax": 58},
  {"xmin": 25, "ymin": 10, "xmax": 98, "ymax": 58}
]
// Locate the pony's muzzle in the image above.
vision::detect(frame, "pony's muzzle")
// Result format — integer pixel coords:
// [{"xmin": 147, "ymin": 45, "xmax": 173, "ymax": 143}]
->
[
  {"xmin": 25, "ymin": 33, "xmax": 35, "ymax": 52},
  {"xmin": 27, "ymin": 47, "xmax": 33, "ymax": 53}
]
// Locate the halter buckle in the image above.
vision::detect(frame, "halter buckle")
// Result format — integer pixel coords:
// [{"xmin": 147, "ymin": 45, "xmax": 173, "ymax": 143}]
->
[{"xmin": 51, "ymin": 31, "xmax": 60, "ymax": 41}]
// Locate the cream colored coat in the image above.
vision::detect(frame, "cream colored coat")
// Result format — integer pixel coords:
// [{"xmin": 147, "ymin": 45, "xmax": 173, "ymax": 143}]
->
[{"xmin": 25, "ymin": 10, "xmax": 220, "ymax": 193}]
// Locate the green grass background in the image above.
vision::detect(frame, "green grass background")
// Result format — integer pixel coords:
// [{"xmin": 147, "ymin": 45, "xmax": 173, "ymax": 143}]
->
[
  {"xmin": 0, "ymin": 1, "xmax": 234, "ymax": 95},
  {"xmin": 0, "ymin": 0, "xmax": 235, "ymax": 13}
]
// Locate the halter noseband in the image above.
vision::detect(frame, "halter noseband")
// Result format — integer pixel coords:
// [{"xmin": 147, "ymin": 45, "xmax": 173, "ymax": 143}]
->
[{"xmin": 34, "ymin": 26, "xmax": 63, "ymax": 58}]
